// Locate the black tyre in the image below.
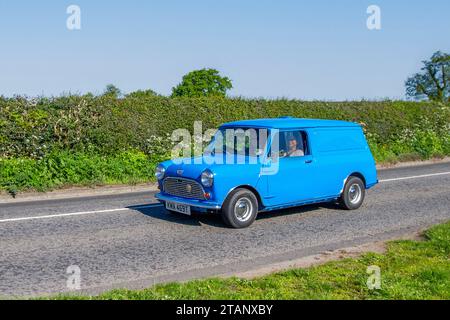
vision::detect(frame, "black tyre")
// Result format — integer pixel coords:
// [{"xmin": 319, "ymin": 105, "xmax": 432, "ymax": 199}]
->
[
  {"xmin": 339, "ymin": 176, "xmax": 366, "ymax": 210},
  {"xmin": 221, "ymin": 189, "xmax": 258, "ymax": 228}
]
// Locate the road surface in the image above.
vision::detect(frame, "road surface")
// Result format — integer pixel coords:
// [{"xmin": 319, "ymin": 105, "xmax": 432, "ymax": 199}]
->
[{"xmin": 0, "ymin": 162, "xmax": 449, "ymax": 298}]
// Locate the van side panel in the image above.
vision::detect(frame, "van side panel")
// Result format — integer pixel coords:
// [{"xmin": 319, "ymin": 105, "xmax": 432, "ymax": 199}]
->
[{"xmin": 309, "ymin": 127, "xmax": 378, "ymax": 197}]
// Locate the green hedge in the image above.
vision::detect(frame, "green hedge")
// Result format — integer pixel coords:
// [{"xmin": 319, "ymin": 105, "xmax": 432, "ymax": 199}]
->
[
  {"xmin": 0, "ymin": 151, "xmax": 156, "ymax": 194},
  {"xmin": 0, "ymin": 95, "xmax": 449, "ymax": 193}
]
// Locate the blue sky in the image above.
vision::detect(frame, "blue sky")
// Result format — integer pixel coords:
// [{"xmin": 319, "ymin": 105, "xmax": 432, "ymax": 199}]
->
[{"xmin": 0, "ymin": 0, "xmax": 449, "ymax": 100}]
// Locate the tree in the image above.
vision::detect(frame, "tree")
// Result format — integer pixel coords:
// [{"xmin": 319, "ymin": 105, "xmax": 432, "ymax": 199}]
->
[
  {"xmin": 171, "ymin": 68, "xmax": 233, "ymax": 98},
  {"xmin": 103, "ymin": 84, "xmax": 122, "ymax": 98},
  {"xmin": 125, "ymin": 89, "xmax": 159, "ymax": 98},
  {"xmin": 405, "ymin": 51, "xmax": 450, "ymax": 102}
]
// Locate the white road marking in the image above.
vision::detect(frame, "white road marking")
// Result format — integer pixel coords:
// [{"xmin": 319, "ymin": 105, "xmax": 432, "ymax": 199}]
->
[
  {"xmin": 1, "ymin": 171, "xmax": 449, "ymax": 224},
  {"xmin": 379, "ymin": 171, "xmax": 450, "ymax": 183},
  {"xmin": 0, "ymin": 204, "xmax": 160, "ymax": 224}
]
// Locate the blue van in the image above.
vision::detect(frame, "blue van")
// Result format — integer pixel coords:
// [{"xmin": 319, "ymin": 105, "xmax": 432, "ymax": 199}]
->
[{"xmin": 155, "ymin": 118, "xmax": 378, "ymax": 228}]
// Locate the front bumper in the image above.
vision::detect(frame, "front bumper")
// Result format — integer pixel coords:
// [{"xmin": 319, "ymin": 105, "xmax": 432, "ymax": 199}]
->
[{"xmin": 155, "ymin": 193, "xmax": 222, "ymax": 210}]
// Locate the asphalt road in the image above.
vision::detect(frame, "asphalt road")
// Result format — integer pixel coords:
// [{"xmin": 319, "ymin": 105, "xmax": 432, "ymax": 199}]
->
[{"xmin": 0, "ymin": 162, "xmax": 449, "ymax": 298}]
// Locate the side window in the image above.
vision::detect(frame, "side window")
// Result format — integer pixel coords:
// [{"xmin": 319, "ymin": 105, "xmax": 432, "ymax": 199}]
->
[{"xmin": 270, "ymin": 130, "xmax": 309, "ymax": 158}]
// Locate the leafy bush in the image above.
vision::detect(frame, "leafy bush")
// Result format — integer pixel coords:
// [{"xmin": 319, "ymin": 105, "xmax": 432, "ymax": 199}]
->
[{"xmin": 0, "ymin": 95, "xmax": 449, "ymax": 192}]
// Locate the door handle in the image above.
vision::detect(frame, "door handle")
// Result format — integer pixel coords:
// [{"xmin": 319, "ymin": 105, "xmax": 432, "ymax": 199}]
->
[{"xmin": 305, "ymin": 159, "xmax": 313, "ymax": 164}]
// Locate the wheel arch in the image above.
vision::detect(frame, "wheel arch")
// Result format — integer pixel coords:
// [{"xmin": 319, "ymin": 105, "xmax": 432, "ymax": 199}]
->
[
  {"xmin": 224, "ymin": 185, "xmax": 264, "ymax": 211},
  {"xmin": 349, "ymin": 172, "xmax": 366, "ymax": 187},
  {"xmin": 340, "ymin": 172, "xmax": 367, "ymax": 194}
]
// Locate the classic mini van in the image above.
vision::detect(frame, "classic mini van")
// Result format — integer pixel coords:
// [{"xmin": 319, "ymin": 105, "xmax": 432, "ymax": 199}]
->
[{"xmin": 155, "ymin": 118, "xmax": 378, "ymax": 228}]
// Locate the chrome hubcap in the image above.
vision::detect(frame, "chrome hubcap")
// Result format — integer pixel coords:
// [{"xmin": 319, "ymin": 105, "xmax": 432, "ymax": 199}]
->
[
  {"xmin": 348, "ymin": 183, "xmax": 362, "ymax": 204},
  {"xmin": 234, "ymin": 197, "xmax": 253, "ymax": 222}
]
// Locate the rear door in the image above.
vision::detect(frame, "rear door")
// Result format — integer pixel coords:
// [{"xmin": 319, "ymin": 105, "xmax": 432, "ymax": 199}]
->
[{"xmin": 309, "ymin": 127, "xmax": 368, "ymax": 197}]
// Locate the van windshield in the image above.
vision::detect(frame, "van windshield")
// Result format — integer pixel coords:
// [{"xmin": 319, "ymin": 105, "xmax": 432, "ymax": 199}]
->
[{"xmin": 204, "ymin": 127, "xmax": 269, "ymax": 157}]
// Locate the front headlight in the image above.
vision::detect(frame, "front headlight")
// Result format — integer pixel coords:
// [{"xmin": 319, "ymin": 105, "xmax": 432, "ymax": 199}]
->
[
  {"xmin": 155, "ymin": 165, "xmax": 166, "ymax": 180},
  {"xmin": 201, "ymin": 169, "xmax": 214, "ymax": 187}
]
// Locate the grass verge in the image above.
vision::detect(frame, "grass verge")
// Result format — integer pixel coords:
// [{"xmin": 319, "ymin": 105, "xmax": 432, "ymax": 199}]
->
[{"xmin": 52, "ymin": 221, "xmax": 450, "ymax": 300}]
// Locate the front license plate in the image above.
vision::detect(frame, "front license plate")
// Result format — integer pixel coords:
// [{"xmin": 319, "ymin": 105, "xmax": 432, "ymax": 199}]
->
[{"xmin": 166, "ymin": 201, "xmax": 191, "ymax": 215}]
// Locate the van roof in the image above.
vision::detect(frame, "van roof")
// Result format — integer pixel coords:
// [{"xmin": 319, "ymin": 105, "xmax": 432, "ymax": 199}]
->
[{"xmin": 221, "ymin": 117, "xmax": 360, "ymax": 129}]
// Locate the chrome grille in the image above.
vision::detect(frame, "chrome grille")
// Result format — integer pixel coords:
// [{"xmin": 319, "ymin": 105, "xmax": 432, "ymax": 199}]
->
[{"xmin": 163, "ymin": 177, "xmax": 205, "ymax": 200}]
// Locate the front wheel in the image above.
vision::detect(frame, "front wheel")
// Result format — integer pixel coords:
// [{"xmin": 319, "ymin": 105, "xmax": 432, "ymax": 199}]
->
[
  {"xmin": 339, "ymin": 176, "xmax": 366, "ymax": 210},
  {"xmin": 222, "ymin": 189, "xmax": 258, "ymax": 228}
]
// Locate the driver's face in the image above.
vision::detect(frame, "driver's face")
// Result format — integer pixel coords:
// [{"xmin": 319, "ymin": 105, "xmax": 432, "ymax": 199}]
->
[{"xmin": 288, "ymin": 139, "xmax": 297, "ymax": 150}]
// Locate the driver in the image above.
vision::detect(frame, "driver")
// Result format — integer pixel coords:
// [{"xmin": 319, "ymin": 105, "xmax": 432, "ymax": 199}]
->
[{"xmin": 287, "ymin": 138, "xmax": 304, "ymax": 157}]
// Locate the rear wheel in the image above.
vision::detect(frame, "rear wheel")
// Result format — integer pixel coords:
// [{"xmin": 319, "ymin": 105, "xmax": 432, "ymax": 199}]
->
[
  {"xmin": 222, "ymin": 189, "xmax": 258, "ymax": 228},
  {"xmin": 339, "ymin": 176, "xmax": 366, "ymax": 210}
]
